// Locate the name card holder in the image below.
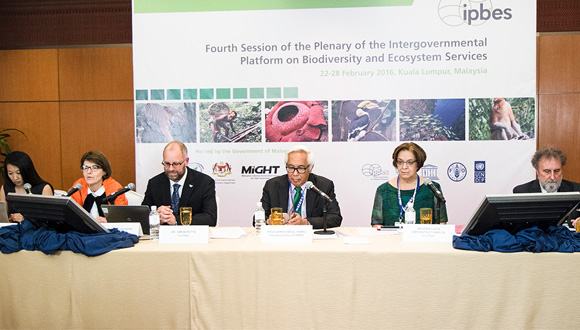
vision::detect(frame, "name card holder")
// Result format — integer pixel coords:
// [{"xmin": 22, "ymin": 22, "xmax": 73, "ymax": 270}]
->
[
  {"xmin": 261, "ymin": 225, "xmax": 313, "ymax": 243},
  {"xmin": 102, "ymin": 222, "xmax": 143, "ymax": 236},
  {"xmin": 159, "ymin": 225, "xmax": 209, "ymax": 244},
  {"xmin": 402, "ymin": 224, "xmax": 456, "ymax": 242}
]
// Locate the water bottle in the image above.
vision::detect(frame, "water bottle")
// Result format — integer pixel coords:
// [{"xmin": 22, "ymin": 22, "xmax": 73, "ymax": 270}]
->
[
  {"xmin": 254, "ymin": 202, "xmax": 265, "ymax": 237},
  {"xmin": 149, "ymin": 206, "xmax": 160, "ymax": 240}
]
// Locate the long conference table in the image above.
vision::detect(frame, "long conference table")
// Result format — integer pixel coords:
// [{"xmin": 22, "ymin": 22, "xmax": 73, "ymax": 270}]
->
[{"xmin": 1, "ymin": 227, "xmax": 580, "ymax": 330}]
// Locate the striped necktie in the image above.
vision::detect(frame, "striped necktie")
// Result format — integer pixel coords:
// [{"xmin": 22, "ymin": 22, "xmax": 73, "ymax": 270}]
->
[{"xmin": 292, "ymin": 186, "xmax": 302, "ymax": 214}]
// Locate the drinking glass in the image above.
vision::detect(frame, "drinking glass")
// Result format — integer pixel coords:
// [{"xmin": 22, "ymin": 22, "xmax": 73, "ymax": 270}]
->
[
  {"xmin": 180, "ymin": 207, "xmax": 192, "ymax": 226},
  {"xmin": 270, "ymin": 207, "xmax": 283, "ymax": 225},
  {"xmin": 419, "ymin": 208, "xmax": 432, "ymax": 224}
]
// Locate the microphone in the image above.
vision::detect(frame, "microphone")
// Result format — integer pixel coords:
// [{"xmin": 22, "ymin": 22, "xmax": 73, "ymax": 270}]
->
[
  {"xmin": 424, "ymin": 178, "xmax": 446, "ymax": 203},
  {"xmin": 101, "ymin": 183, "xmax": 135, "ymax": 204},
  {"xmin": 23, "ymin": 183, "xmax": 32, "ymax": 194},
  {"xmin": 65, "ymin": 183, "xmax": 83, "ymax": 197},
  {"xmin": 304, "ymin": 181, "xmax": 333, "ymax": 203}
]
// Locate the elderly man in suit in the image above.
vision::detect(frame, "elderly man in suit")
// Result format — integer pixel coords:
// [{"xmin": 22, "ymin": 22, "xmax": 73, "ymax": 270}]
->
[
  {"xmin": 513, "ymin": 146, "xmax": 580, "ymax": 227},
  {"xmin": 258, "ymin": 145, "xmax": 342, "ymax": 229},
  {"xmin": 142, "ymin": 141, "xmax": 217, "ymax": 226}
]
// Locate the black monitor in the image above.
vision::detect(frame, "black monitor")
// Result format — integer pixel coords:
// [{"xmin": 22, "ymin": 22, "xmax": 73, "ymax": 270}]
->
[
  {"xmin": 463, "ymin": 192, "xmax": 580, "ymax": 236},
  {"xmin": 6, "ymin": 193, "xmax": 109, "ymax": 234}
]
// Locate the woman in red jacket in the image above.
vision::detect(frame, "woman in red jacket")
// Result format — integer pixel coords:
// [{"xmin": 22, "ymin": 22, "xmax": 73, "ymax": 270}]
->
[{"xmin": 69, "ymin": 151, "xmax": 127, "ymax": 223}]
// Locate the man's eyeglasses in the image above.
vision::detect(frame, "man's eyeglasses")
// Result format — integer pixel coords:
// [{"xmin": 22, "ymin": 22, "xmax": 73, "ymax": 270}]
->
[
  {"xmin": 81, "ymin": 165, "xmax": 101, "ymax": 171},
  {"xmin": 162, "ymin": 160, "xmax": 186, "ymax": 168},
  {"xmin": 396, "ymin": 160, "xmax": 417, "ymax": 167},
  {"xmin": 286, "ymin": 165, "xmax": 309, "ymax": 174}
]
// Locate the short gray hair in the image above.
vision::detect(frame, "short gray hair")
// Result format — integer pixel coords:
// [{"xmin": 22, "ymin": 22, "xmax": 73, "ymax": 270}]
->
[{"xmin": 285, "ymin": 145, "xmax": 315, "ymax": 167}]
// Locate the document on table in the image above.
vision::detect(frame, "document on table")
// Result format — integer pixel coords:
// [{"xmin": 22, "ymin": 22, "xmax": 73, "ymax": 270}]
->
[
  {"xmin": 358, "ymin": 227, "xmax": 402, "ymax": 236},
  {"xmin": 210, "ymin": 227, "xmax": 247, "ymax": 239}
]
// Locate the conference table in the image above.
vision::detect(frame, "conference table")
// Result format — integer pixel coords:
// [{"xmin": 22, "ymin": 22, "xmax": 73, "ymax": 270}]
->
[{"xmin": 1, "ymin": 227, "xmax": 579, "ymax": 330}]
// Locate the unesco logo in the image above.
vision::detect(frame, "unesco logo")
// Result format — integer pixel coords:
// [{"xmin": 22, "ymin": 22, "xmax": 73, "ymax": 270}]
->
[
  {"xmin": 438, "ymin": 0, "xmax": 512, "ymax": 26},
  {"xmin": 447, "ymin": 162, "xmax": 467, "ymax": 182}
]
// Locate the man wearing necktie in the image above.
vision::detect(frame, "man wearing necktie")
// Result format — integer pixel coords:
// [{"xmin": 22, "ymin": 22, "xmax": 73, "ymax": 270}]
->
[
  {"xmin": 142, "ymin": 141, "xmax": 217, "ymax": 226},
  {"xmin": 257, "ymin": 145, "xmax": 342, "ymax": 229}
]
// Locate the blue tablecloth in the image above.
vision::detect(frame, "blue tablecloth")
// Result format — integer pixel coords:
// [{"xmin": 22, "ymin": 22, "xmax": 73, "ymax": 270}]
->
[
  {"xmin": 0, "ymin": 220, "xmax": 139, "ymax": 256},
  {"xmin": 453, "ymin": 225, "xmax": 580, "ymax": 252}
]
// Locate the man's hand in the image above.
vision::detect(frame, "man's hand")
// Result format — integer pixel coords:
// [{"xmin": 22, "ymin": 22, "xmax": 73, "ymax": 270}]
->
[
  {"xmin": 158, "ymin": 205, "xmax": 177, "ymax": 225},
  {"xmin": 287, "ymin": 213, "xmax": 307, "ymax": 225}
]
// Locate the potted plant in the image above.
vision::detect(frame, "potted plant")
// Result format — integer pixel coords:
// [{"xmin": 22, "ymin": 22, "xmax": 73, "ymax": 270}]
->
[{"xmin": 0, "ymin": 128, "xmax": 26, "ymax": 173}]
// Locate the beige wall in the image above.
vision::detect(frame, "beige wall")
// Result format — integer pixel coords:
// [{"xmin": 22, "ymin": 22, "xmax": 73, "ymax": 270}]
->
[{"xmin": 1, "ymin": 35, "xmax": 579, "ymax": 189}]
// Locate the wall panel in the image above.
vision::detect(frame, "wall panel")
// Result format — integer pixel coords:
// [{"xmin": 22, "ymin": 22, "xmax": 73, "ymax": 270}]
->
[
  {"xmin": 0, "ymin": 50, "xmax": 59, "ymax": 102},
  {"xmin": 537, "ymin": 34, "xmax": 580, "ymax": 184},
  {"xmin": 537, "ymin": 94, "xmax": 580, "ymax": 183},
  {"xmin": 59, "ymin": 101, "xmax": 135, "ymax": 190},
  {"xmin": 58, "ymin": 47, "xmax": 134, "ymax": 101},
  {"xmin": 0, "ymin": 102, "xmax": 62, "ymax": 189},
  {"xmin": 538, "ymin": 35, "xmax": 580, "ymax": 94}
]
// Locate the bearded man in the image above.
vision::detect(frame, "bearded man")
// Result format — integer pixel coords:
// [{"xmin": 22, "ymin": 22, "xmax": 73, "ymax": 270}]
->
[{"xmin": 513, "ymin": 147, "xmax": 580, "ymax": 226}]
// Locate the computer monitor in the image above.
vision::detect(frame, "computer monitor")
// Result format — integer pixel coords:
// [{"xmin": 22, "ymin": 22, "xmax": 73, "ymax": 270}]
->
[
  {"xmin": 6, "ymin": 193, "xmax": 109, "ymax": 234},
  {"xmin": 463, "ymin": 192, "xmax": 580, "ymax": 236}
]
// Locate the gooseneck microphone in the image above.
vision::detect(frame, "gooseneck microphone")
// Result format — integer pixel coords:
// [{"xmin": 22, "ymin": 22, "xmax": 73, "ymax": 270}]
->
[
  {"xmin": 304, "ymin": 181, "xmax": 333, "ymax": 203},
  {"xmin": 424, "ymin": 178, "xmax": 446, "ymax": 203},
  {"xmin": 65, "ymin": 183, "xmax": 83, "ymax": 197},
  {"xmin": 101, "ymin": 183, "xmax": 135, "ymax": 204},
  {"xmin": 23, "ymin": 183, "xmax": 32, "ymax": 194}
]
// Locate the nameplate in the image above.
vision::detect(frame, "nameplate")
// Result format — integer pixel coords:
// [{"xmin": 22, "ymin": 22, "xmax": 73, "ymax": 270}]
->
[
  {"xmin": 402, "ymin": 224, "xmax": 456, "ymax": 242},
  {"xmin": 102, "ymin": 223, "xmax": 143, "ymax": 236},
  {"xmin": 261, "ymin": 225, "xmax": 313, "ymax": 243},
  {"xmin": 159, "ymin": 225, "xmax": 209, "ymax": 244}
]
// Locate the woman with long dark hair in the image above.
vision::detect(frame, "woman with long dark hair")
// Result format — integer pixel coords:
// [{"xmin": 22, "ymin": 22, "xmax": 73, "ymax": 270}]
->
[{"xmin": 1, "ymin": 151, "xmax": 54, "ymax": 222}]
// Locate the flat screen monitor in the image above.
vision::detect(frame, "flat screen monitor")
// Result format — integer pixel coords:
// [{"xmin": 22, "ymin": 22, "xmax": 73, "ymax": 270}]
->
[
  {"xmin": 6, "ymin": 193, "xmax": 109, "ymax": 234},
  {"xmin": 463, "ymin": 192, "xmax": 580, "ymax": 236}
]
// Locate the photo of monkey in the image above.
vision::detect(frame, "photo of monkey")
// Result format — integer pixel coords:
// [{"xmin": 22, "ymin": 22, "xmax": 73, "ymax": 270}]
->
[
  {"xmin": 136, "ymin": 102, "xmax": 196, "ymax": 143},
  {"xmin": 331, "ymin": 99, "xmax": 396, "ymax": 142},
  {"xmin": 199, "ymin": 102, "xmax": 261, "ymax": 143},
  {"xmin": 468, "ymin": 97, "xmax": 535, "ymax": 141}
]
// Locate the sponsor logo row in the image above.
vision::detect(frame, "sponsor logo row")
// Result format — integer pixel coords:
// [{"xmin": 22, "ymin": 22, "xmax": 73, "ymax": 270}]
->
[{"xmin": 194, "ymin": 161, "xmax": 486, "ymax": 183}]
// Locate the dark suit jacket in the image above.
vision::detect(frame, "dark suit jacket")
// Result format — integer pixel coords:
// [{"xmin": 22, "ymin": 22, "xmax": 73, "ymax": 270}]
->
[
  {"xmin": 142, "ymin": 168, "xmax": 217, "ymax": 226},
  {"xmin": 513, "ymin": 179, "xmax": 580, "ymax": 226},
  {"xmin": 259, "ymin": 173, "xmax": 342, "ymax": 229}
]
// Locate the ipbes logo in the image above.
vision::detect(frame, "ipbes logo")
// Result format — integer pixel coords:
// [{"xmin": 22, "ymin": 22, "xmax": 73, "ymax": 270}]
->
[
  {"xmin": 439, "ymin": 1, "xmax": 512, "ymax": 27},
  {"xmin": 463, "ymin": 3, "xmax": 512, "ymax": 25}
]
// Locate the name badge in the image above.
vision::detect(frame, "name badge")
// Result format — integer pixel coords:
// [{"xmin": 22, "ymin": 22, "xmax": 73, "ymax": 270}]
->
[
  {"xmin": 159, "ymin": 225, "xmax": 209, "ymax": 244},
  {"xmin": 402, "ymin": 224, "xmax": 456, "ymax": 242},
  {"xmin": 102, "ymin": 222, "xmax": 143, "ymax": 236},
  {"xmin": 261, "ymin": 225, "xmax": 313, "ymax": 243}
]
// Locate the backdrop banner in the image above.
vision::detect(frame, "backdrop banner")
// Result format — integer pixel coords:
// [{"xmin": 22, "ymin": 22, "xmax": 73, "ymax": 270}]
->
[{"xmin": 132, "ymin": 0, "xmax": 537, "ymax": 227}]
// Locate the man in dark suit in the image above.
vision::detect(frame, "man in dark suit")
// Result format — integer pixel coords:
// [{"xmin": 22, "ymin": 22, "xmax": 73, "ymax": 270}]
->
[
  {"xmin": 259, "ymin": 145, "xmax": 342, "ymax": 229},
  {"xmin": 513, "ymin": 146, "xmax": 580, "ymax": 226},
  {"xmin": 142, "ymin": 141, "xmax": 217, "ymax": 226}
]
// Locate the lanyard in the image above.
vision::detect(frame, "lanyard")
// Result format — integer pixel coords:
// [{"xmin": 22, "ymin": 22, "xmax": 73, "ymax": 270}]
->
[
  {"xmin": 397, "ymin": 175, "xmax": 420, "ymax": 221},
  {"xmin": 288, "ymin": 179, "xmax": 306, "ymax": 215}
]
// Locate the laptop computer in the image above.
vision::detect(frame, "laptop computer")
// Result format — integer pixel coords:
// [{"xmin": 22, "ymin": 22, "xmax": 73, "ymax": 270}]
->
[
  {"xmin": 0, "ymin": 201, "xmax": 9, "ymax": 223},
  {"xmin": 102, "ymin": 205, "xmax": 150, "ymax": 234}
]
